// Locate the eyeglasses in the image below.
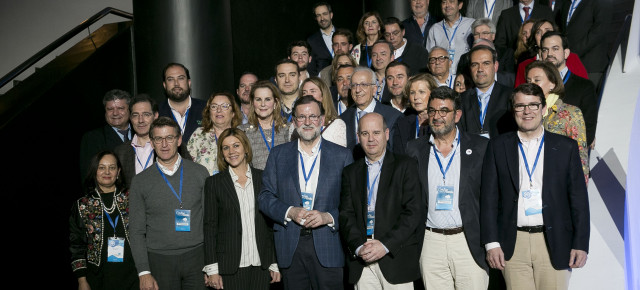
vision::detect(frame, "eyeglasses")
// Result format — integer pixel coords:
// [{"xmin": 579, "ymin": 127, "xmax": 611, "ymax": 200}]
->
[
  {"xmin": 294, "ymin": 114, "xmax": 321, "ymax": 122},
  {"xmin": 428, "ymin": 55, "xmax": 449, "ymax": 64},
  {"xmin": 210, "ymin": 103, "xmax": 231, "ymax": 111},
  {"xmin": 514, "ymin": 103, "xmax": 542, "ymax": 112},
  {"xmin": 383, "ymin": 30, "xmax": 401, "ymax": 38},
  {"xmin": 131, "ymin": 112, "xmax": 154, "ymax": 119},
  {"xmin": 349, "ymin": 83, "xmax": 375, "ymax": 90},
  {"xmin": 427, "ymin": 108, "xmax": 454, "ymax": 117},
  {"xmin": 152, "ymin": 135, "xmax": 178, "ymax": 144}
]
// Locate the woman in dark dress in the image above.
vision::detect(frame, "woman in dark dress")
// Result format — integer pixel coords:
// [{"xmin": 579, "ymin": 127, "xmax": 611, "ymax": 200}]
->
[{"xmin": 70, "ymin": 151, "xmax": 138, "ymax": 290}]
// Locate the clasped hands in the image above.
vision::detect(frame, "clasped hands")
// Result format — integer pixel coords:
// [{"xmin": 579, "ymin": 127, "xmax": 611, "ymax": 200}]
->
[{"xmin": 287, "ymin": 207, "xmax": 332, "ymax": 228}]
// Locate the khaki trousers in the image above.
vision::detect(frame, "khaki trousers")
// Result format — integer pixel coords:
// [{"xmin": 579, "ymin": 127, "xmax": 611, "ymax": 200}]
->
[{"xmin": 355, "ymin": 262, "xmax": 414, "ymax": 290}]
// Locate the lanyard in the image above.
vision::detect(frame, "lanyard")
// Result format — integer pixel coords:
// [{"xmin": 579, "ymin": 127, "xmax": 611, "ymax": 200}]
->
[
  {"xmin": 338, "ymin": 99, "xmax": 343, "ymax": 115},
  {"xmin": 447, "ymin": 75, "xmax": 454, "ymax": 89},
  {"xmin": 562, "ymin": 71, "xmax": 571, "ymax": 85},
  {"xmin": 365, "ymin": 42, "xmax": 373, "ymax": 68},
  {"xmin": 134, "ymin": 146, "xmax": 153, "ymax": 170},
  {"xmin": 518, "ymin": 134, "xmax": 545, "ymax": 187},
  {"xmin": 170, "ymin": 108, "xmax": 189, "ymax": 134},
  {"xmin": 287, "ymin": 114, "xmax": 293, "ymax": 123},
  {"xmin": 442, "ymin": 17, "xmax": 463, "ymax": 48},
  {"xmin": 367, "ymin": 166, "xmax": 382, "ymax": 206},
  {"xmin": 259, "ymin": 121, "xmax": 275, "ymax": 152},
  {"xmin": 156, "ymin": 161, "xmax": 184, "ymax": 208},
  {"xmin": 485, "ymin": 0, "xmax": 496, "ymax": 18},
  {"xmin": 104, "ymin": 210, "xmax": 120, "ymax": 237},
  {"xmin": 415, "ymin": 116, "xmax": 421, "ymax": 139},
  {"xmin": 520, "ymin": 7, "xmax": 531, "ymax": 23},
  {"xmin": 300, "ymin": 143, "xmax": 321, "ymax": 188},
  {"xmin": 433, "ymin": 131, "xmax": 460, "ymax": 183},
  {"xmin": 567, "ymin": 0, "xmax": 580, "ymax": 24},
  {"xmin": 478, "ymin": 94, "xmax": 490, "ymax": 127}
]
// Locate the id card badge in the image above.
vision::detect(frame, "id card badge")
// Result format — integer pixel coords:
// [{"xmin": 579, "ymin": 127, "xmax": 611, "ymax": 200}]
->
[
  {"xmin": 435, "ymin": 185, "xmax": 454, "ymax": 211},
  {"xmin": 301, "ymin": 192, "xmax": 313, "ymax": 211},
  {"xmin": 175, "ymin": 209, "xmax": 191, "ymax": 231},
  {"xmin": 448, "ymin": 49, "xmax": 455, "ymax": 62},
  {"xmin": 107, "ymin": 237, "xmax": 125, "ymax": 262},
  {"xmin": 522, "ymin": 188, "xmax": 542, "ymax": 216},
  {"xmin": 366, "ymin": 211, "xmax": 375, "ymax": 236}
]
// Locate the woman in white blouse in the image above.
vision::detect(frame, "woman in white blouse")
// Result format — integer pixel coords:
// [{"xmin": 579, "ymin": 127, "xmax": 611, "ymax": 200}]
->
[{"xmin": 299, "ymin": 77, "xmax": 347, "ymax": 147}]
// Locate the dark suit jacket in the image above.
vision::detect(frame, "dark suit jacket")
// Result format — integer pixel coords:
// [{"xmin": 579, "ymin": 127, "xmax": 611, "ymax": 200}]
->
[
  {"xmin": 563, "ymin": 72, "xmax": 598, "ymax": 145},
  {"xmin": 258, "ymin": 139, "xmax": 353, "ymax": 268},
  {"xmin": 480, "ymin": 131, "xmax": 590, "ymax": 270},
  {"xmin": 391, "ymin": 114, "xmax": 430, "ymax": 155},
  {"xmin": 402, "ymin": 15, "xmax": 438, "ymax": 48},
  {"xmin": 307, "ymin": 30, "xmax": 333, "ymax": 77},
  {"xmin": 158, "ymin": 97, "xmax": 206, "ymax": 144},
  {"xmin": 339, "ymin": 152, "xmax": 424, "ymax": 284},
  {"xmin": 495, "ymin": 4, "xmax": 554, "ymax": 50},
  {"xmin": 79, "ymin": 124, "xmax": 126, "ymax": 180},
  {"xmin": 555, "ymin": 0, "xmax": 610, "ymax": 73},
  {"xmin": 459, "ymin": 82, "xmax": 516, "ymax": 138},
  {"xmin": 396, "ymin": 40, "xmax": 429, "ymax": 76},
  {"xmin": 497, "ymin": 71, "xmax": 516, "ymax": 88},
  {"xmin": 466, "ymin": 0, "xmax": 513, "ymax": 24},
  {"xmin": 341, "ymin": 102, "xmax": 403, "ymax": 151},
  {"xmin": 406, "ymin": 130, "xmax": 490, "ymax": 271},
  {"xmin": 203, "ymin": 168, "xmax": 276, "ymax": 274}
]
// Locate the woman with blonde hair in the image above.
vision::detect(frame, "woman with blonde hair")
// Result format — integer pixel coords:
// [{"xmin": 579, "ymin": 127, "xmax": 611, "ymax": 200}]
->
[{"xmin": 298, "ymin": 77, "xmax": 347, "ymax": 147}]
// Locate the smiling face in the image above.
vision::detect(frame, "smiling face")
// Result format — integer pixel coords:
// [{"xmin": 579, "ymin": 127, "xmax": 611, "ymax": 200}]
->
[
  {"xmin": 276, "ymin": 63, "xmax": 300, "ymax": 95},
  {"xmin": 96, "ymin": 154, "xmax": 120, "ymax": 191},
  {"xmin": 294, "ymin": 102, "xmax": 324, "ymax": 142},
  {"xmin": 252, "ymin": 88, "xmax": 277, "ymax": 120},
  {"xmin": 513, "ymin": 92, "xmax": 546, "ymax": 134},
  {"xmin": 409, "ymin": 80, "xmax": 432, "ymax": 112},
  {"xmin": 350, "ymin": 71, "xmax": 375, "ymax": 109},
  {"xmin": 130, "ymin": 101, "xmax": 158, "ymax": 137},
  {"xmin": 371, "ymin": 43, "xmax": 394, "ymax": 72},
  {"xmin": 302, "ymin": 81, "xmax": 323, "ymax": 102},
  {"xmin": 221, "ymin": 135, "xmax": 247, "ymax": 169},
  {"xmin": 314, "ymin": 5, "xmax": 333, "ymax": 29},
  {"xmin": 209, "ymin": 95, "xmax": 235, "ymax": 128},
  {"xmin": 441, "ymin": 0, "xmax": 463, "ymax": 20},
  {"xmin": 163, "ymin": 65, "xmax": 191, "ymax": 102},
  {"xmin": 386, "ymin": 65, "xmax": 408, "ymax": 97},
  {"xmin": 411, "ymin": 0, "xmax": 429, "ymax": 17},
  {"xmin": 104, "ymin": 99, "xmax": 130, "ymax": 130},
  {"xmin": 151, "ymin": 125, "xmax": 182, "ymax": 164},
  {"xmin": 526, "ymin": 67, "xmax": 555, "ymax": 97}
]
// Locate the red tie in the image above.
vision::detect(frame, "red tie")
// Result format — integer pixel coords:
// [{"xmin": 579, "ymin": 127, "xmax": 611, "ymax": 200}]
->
[{"xmin": 523, "ymin": 7, "xmax": 531, "ymax": 21}]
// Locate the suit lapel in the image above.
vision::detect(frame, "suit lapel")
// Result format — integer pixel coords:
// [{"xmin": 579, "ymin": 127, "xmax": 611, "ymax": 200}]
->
[
  {"xmin": 458, "ymin": 132, "xmax": 471, "ymax": 209},
  {"xmin": 468, "ymin": 90, "xmax": 482, "ymax": 130},
  {"xmin": 375, "ymin": 152, "xmax": 395, "ymax": 214},
  {"xmin": 221, "ymin": 170, "xmax": 242, "ymax": 216},
  {"xmin": 505, "ymin": 133, "xmax": 520, "ymax": 190},
  {"xmin": 315, "ymin": 140, "xmax": 330, "ymax": 206},
  {"xmin": 417, "ymin": 137, "xmax": 432, "ymax": 205},
  {"xmin": 542, "ymin": 132, "xmax": 556, "ymax": 205},
  {"xmin": 288, "ymin": 142, "xmax": 303, "ymax": 200}
]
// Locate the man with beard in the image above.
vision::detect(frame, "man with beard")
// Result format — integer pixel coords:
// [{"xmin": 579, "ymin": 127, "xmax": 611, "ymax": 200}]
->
[
  {"xmin": 371, "ymin": 40, "xmax": 395, "ymax": 103},
  {"xmin": 288, "ymin": 41, "xmax": 313, "ymax": 81},
  {"xmin": 429, "ymin": 46, "xmax": 455, "ymax": 88},
  {"xmin": 275, "ymin": 59, "xmax": 301, "ymax": 122},
  {"xmin": 236, "ymin": 72, "xmax": 258, "ymax": 125},
  {"xmin": 259, "ymin": 95, "xmax": 353, "ymax": 290},
  {"xmin": 406, "ymin": 86, "xmax": 490, "ymax": 289},
  {"xmin": 383, "ymin": 17, "xmax": 429, "ymax": 77},
  {"xmin": 158, "ymin": 63, "xmax": 206, "ymax": 144},
  {"xmin": 402, "ymin": 0, "xmax": 437, "ymax": 48},
  {"xmin": 307, "ymin": 2, "xmax": 335, "ymax": 77},
  {"xmin": 334, "ymin": 64, "xmax": 355, "ymax": 116},
  {"xmin": 113, "ymin": 94, "xmax": 159, "ymax": 188}
]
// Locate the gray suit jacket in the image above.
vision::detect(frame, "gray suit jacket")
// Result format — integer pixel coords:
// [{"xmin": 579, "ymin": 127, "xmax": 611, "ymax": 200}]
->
[{"xmin": 466, "ymin": 0, "xmax": 513, "ymax": 24}]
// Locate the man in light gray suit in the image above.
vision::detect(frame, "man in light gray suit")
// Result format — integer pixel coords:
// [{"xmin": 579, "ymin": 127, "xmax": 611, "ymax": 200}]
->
[{"xmin": 466, "ymin": 0, "xmax": 513, "ymax": 24}]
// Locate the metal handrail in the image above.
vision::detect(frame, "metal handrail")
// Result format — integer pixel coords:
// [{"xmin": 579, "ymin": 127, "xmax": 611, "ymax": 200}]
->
[{"xmin": 0, "ymin": 7, "xmax": 133, "ymax": 89}]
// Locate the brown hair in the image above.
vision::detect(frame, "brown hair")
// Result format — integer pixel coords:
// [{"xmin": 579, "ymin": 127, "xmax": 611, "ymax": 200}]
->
[
  {"xmin": 356, "ymin": 11, "xmax": 383, "ymax": 45},
  {"xmin": 331, "ymin": 53, "xmax": 358, "ymax": 84},
  {"xmin": 248, "ymin": 81, "xmax": 287, "ymax": 132},
  {"xmin": 525, "ymin": 60, "xmax": 565, "ymax": 98},
  {"xmin": 404, "ymin": 73, "xmax": 439, "ymax": 101},
  {"xmin": 216, "ymin": 128, "xmax": 253, "ymax": 172},
  {"xmin": 202, "ymin": 92, "xmax": 242, "ymax": 133},
  {"xmin": 300, "ymin": 77, "xmax": 338, "ymax": 124}
]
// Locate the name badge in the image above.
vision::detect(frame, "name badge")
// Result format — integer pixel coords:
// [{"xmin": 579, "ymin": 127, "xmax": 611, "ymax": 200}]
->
[
  {"xmin": 448, "ymin": 49, "xmax": 455, "ymax": 61},
  {"xmin": 301, "ymin": 192, "xmax": 313, "ymax": 211},
  {"xmin": 107, "ymin": 237, "xmax": 125, "ymax": 262},
  {"xmin": 436, "ymin": 185, "xmax": 454, "ymax": 211},
  {"xmin": 366, "ymin": 211, "xmax": 375, "ymax": 236},
  {"xmin": 175, "ymin": 209, "xmax": 191, "ymax": 231},
  {"xmin": 522, "ymin": 188, "xmax": 542, "ymax": 216}
]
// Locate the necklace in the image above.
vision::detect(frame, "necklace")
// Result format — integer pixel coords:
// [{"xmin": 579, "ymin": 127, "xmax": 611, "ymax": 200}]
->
[{"xmin": 96, "ymin": 187, "xmax": 117, "ymax": 214}]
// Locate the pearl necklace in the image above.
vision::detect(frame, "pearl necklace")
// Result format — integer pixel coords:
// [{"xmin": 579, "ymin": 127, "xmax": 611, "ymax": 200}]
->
[{"xmin": 95, "ymin": 187, "xmax": 117, "ymax": 214}]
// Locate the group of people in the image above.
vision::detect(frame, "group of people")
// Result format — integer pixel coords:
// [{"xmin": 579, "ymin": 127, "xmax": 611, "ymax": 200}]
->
[{"xmin": 71, "ymin": 0, "xmax": 602, "ymax": 289}]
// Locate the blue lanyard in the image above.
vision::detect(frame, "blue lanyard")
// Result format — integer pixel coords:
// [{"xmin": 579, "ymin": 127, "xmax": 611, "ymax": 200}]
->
[
  {"xmin": 442, "ymin": 17, "xmax": 463, "ymax": 48},
  {"xmin": 563, "ymin": 71, "xmax": 571, "ymax": 85},
  {"xmin": 415, "ymin": 116, "xmax": 421, "ymax": 139},
  {"xmin": 134, "ymin": 147, "xmax": 153, "ymax": 170},
  {"xmin": 287, "ymin": 114, "xmax": 292, "ymax": 123},
  {"xmin": 156, "ymin": 161, "xmax": 184, "ymax": 207},
  {"xmin": 447, "ymin": 75, "xmax": 454, "ymax": 89},
  {"xmin": 338, "ymin": 99, "xmax": 343, "ymax": 115},
  {"xmin": 433, "ymin": 131, "xmax": 460, "ymax": 182},
  {"xmin": 365, "ymin": 42, "xmax": 372, "ymax": 67},
  {"xmin": 300, "ymin": 143, "xmax": 321, "ymax": 188},
  {"xmin": 104, "ymin": 210, "xmax": 120, "ymax": 236},
  {"xmin": 213, "ymin": 131, "xmax": 218, "ymax": 143},
  {"xmin": 485, "ymin": 0, "xmax": 496, "ymax": 18},
  {"xmin": 567, "ymin": 0, "xmax": 580, "ymax": 24},
  {"xmin": 520, "ymin": 7, "xmax": 531, "ymax": 23},
  {"xmin": 518, "ymin": 134, "xmax": 545, "ymax": 187},
  {"xmin": 170, "ymin": 108, "xmax": 190, "ymax": 134},
  {"xmin": 259, "ymin": 121, "xmax": 275, "ymax": 152},
  {"xmin": 367, "ymin": 166, "xmax": 382, "ymax": 206},
  {"xmin": 478, "ymin": 94, "xmax": 490, "ymax": 127}
]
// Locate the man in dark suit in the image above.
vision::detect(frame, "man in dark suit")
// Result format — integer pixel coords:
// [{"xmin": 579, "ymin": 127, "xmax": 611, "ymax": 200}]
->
[
  {"xmin": 158, "ymin": 63, "xmax": 206, "ymax": 145},
  {"xmin": 259, "ymin": 95, "xmax": 353, "ymax": 290},
  {"xmin": 79, "ymin": 89, "xmax": 131, "ymax": 180},
  {"xmin": 114, "ymin": 94, "xmax": 159, "ymax": 188},
  {"xmin": 383, "ymin": 17, "xmax": 429, "ymax": 77},
  {"xmin": 307, "ymin": 2, "xmax": 335, "ymax": 77},
  {"xmin": 540, "ymin": 31, "xmax": 597, "ymax": 146},
  {"xmin": 402, "ymin": 0, "xmax": 438, "ymax": 48},
  {"xmin": 481, "ymin": 83, "xmax": 589, "ymax": 289},
  {"xmin": 406, "ymin": 86, "xmax": 490, "ymax": 289},
  {"xmin": 339, "ymin": 112, "xmax": 423, "ymax": 289},
  {"xmin": 459, "ymin": 45, "xmax": 515, "ymax": 138},
  {"xmin": 555, "ymin": 0, "xmax": 610, "ymax": 90},
  {"xmin": 341, "ymin": 67, "xmax": 402, "ymax": 153},
  {"xmin": 333, "ymin": 65, "xmax": 355, "ymax": 116},
  {"xmin": 495, "ymin": 0, "xmax": 554, "ymax": 50}
]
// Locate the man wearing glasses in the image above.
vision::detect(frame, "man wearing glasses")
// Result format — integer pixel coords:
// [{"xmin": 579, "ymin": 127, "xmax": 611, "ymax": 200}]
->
[
  {"xmin": 383, "ymin": 17, "xmax": 429, "ymax": 76},
  {"xmin": 428, "ymin": 46, "xmax": 455, "ymax": 88},
  {"xmin": 129, "ymin": 117, "xmax": 210, "ymax": 290},
  {"xmin": 406, "ymin": 86, "xmax": 490, "ymax": 289},
  {"xmin": 481, "ymin": 83, "xmax": 590, "ymax": 289},
  {"xmin": 259, "ymin": 95, "xmax": 353, "ymax": 290}
]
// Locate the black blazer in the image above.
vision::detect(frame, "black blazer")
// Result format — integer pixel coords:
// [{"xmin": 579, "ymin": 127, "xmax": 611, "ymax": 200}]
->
[
  {"xmin": 158, "ymin": 97, "xmax": 207, "ymax": 144},
  {"xmin": 307, "ymin": 30, "xmax": 333, "ymax": 77},
  {"xmin": 79, "ymin": 124, "xmax": 126, "ymax": 180},
  {"xmin": 396, "ymin": 40, "xmax": 429, "ymax": 76},
  {"xmin": 459, "ymin": 82, "xmax": 516, "ymax": 138},
  {"xmin": 341, "ymin": 102, "xmax": 403, "ymax": 151},
  {"xmin": 563, "ymin": 72, "xmax": 598, "ymax": 145},
  {"xmin": 203, "ymin": 167, "xmax": 276, "ymax": 274},
  {"xmin": 495, "ymin": 3, "xmax": 554, "ymax": 50},
  {"xmin": 391, "ymin": 114, "xmax": 430, "ymax": 155},
  {"xmin": 555, "ymin": 0, "xmax": 610, "ymax": 73},
  {"xmin": 480, "ymin": 131, "xmax": 590, "ymax": 270},
  {"xmin": 405, "ymin": 130, "xmax": 490, "ymax": 271},
  {"xmin": 402, "ymin": 16, "xmax": 438, "ymax": 48},
  {"xmin": 339, "ymin": 152, "xmax": 424, "ymax": 284}
]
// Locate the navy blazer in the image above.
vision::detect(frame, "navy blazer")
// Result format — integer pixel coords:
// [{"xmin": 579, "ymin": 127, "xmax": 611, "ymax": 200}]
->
[
  {"xmin": 563, "ymin": 72, "xmax": 598, "ymax": 145},
  {"xmin": 466, "ymin": 0, "xmax": 513, "ymax": 24},
  {"xmin": 391, "ymin": 114, "xmax": 429, "ymax": 155},
  {"xmin": 258, "ymin": 139, "xmax": 353, "ymax": 268},
  {"xmin": 495, "ymin": 3, "xmax": 554, "ymax": 50},
  {"xmin": 406, "ymin": 130, "xmax": 490, "ymax": 271},
  {"xmin": 307, "ymin": 30, "xmax": 333, "ymax": 77},
  {"xmin": 402, "ymin": 16, "xmax": 438, "ymax": 48},
  {"xmin": 480, "ymin": 131, "xmax": 590, "ymax": 270},
  {"xmin": 459, "ymin": 82, "xmax": 516, "ymax": 138},
  {"xmin": 396, "ymin": 40, "xmax": 429, "ymax": 76},
  {"xmin": 79, "ymin": 124, "xmax": 126, "ymax": 180},
  {"xmin": 158, "ymin": 97, "xmax": 206, "ymax": 144},
  {"xmin": 340, "ymin": 102, "xmax": 403, "ymax": 151}
]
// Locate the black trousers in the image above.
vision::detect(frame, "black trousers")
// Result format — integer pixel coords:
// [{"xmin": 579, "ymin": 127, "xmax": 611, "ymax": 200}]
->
[
  {"xmin": 148, "ymin": 245, "xmax": 207, "ymax": 290},
  {"xmin": 280, "ymin": 235, "xmax": 344, "ymax": 290}
]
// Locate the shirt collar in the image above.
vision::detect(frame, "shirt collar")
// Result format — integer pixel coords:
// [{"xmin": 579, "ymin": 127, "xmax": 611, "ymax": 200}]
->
[
  {"xmin": 517, "ymin": 128, "xmax": 545, "ymax": 143},
  {"xmin": 297, "ymin": 138, "xmax": 322, "ymax": 157},
  {"xmin": 559, "ymin": 66, "xmax": 569, "ymax": 79},
  {"xmin": 429, "ymin": 127, "xmax": 460, "ymax": 148},
  {"xmin": 156, "ymin": 155, "xmax": 182, "ymax": 176},
  {"xmin": 321, "ymin": 26, "xmax": 335, "ymax": 36},
  {"xmin": 519, "ymin": 0, "xmax": 534, "ymax": 9},
  {"xmin": 131, "ymin": 134, "xmax": 152, "ymax": 148},
  {"xmin": 365, "ymin": 150, "xmax": 386, "ymax": 167},
  {"xmin": 357, "ymin": 98, "xmax": 377, "ymax": 115},
  {"xmin": 229, "ymin": 166, "xmax": 252, "ymax": 183},
  {"xmin": 167, "ymin": 96, "xmax": 192, "ymax": 114},
  {"xmin": 476, "ymin": 81, "xmax": 496, "ymax": 97}
]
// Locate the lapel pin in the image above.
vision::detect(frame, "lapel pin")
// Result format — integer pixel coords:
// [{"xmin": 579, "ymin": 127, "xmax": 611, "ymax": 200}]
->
[{"xmin": 466, "ymin": 149, "xmax": 472, "ymax": 155}]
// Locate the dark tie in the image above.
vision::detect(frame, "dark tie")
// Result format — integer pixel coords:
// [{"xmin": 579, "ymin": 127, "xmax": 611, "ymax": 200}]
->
[
  {"xmin": 523, "ymin": 6, "xmax": 531, "ymax": 21},
  {"xmin": 118, "ymin": 128, "xmax": 129, "ymax": 142}
]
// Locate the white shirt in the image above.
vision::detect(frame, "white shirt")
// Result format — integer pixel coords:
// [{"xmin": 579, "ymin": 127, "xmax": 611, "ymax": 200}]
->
[
  {"xmin": 566, "ymin": 0, "xmax": 583, "ymax": 23},
  {"xmin": 322, "ymin": 26, "xmax": 335, "ymax": 57},
  {"xmin": 131, "ymin": 135, "xmax": 154, "ymax": 174},
  {"xmin": 559, "ymin": 66, "xmax": 569, "ymax": 80},
  {"xmin": 435, "ymin": 73, "xmax": 455, "ymax": 89},
  {"xmin": 519, "ymin": 0, "xmax": 535, "ymax": 21},
  {"xmin": 355, "ymin": 100, "xmax": 377, "ymax": 137},
  {"xmin": 156, "ymin": 155, "xmax": 182, "ymax": 176},
  {"xmin": 516, "ymin": 130, "xmax": 545, "ymax": 227},
  {"xmin": 393, "ymin": 39, "xmax": 408, "ymax": 60},
  {"xmin": 426, "ymin": 128, "xmax": 463, "ymax": 228},
  {"xmin": 168, "ymin": 96, "xmax": 193, "ymax": 134},
  {"xmin": 484, "ymin": 0, "xmax": 497, "ymax": 18}
]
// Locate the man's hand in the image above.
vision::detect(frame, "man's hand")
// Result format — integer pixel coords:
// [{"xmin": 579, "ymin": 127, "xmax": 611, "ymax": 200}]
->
[
  {"xmin": 360, "ymin": 240, "xmax": 387, "ymax": 263},
  {"xmin": 569, "ymin": 249, "xmax": 588, "ymax": 268},
  {"xmin": 287, "ymin": 207, "xmax": 307, "ymax": 225},
  {"xmin": 486, "ymin": 247, "xmax": 506, "ymax": 270},
  {"xmin": 269, "ymin": 270, "xmax": 281, "ymax": 283},
  {"xmin": 302, "ymin": 210, "xmax": 333, "ymax": 228},
  {"xmin": 139, "ymin": 274, "xmax": 159, "ymax": 290}
]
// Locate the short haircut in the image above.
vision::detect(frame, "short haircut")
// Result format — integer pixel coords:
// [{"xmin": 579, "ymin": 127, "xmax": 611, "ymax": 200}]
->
[
  {"xmin": 511, "ymin": 83, "xmax": 546, "ymax": 108},
  {"xmin": 353, "ymin": 66, "xmax": 377, "ymax": 84},
  {"xmin": 287, "ymin": 40, "xmax": 312, "ymax": 57},
  {"xmin": 429, "ymin": 46, "xmax": 448, "ymax": 55},
  {"xmin": 358, "ymin": 112, "xmax": 389, "ymax": 133},
  {"xmin": 469, "ymin": 45, "xmax": 498, "ymax": 63},
  {"xmin": 473, "ymin": 38, "xmax": 495, "ymax": 48},
  {"xmin": 312, "ymin": 1, "xmax": 332, "ymax": 14},
  {"xmin": 102, "ymin": 89, "xmax": 131, "ymax": 107},
  {"xmin": 129, "ymin": 94, "xmax": 158, "ymax": 114},
  {"xmin": 385, "ymin": 61, "xmax": 410, "ymax": 76},
  {"xmin": 540, "ymin": 31, "xmax": 570, "ymax": 50},
  {"xmin": 293, "ymin": 95, "xmax": 325, "ymax": 117},
  {"xmin": 274, "ymin": 58, "xmax": 300, "ymax": 75},
  {"xmin": 202, "ymin": 92, "xmax": 243, "ymax": 133},
  {"xmin": 372, "ymin": 39, "xmax": 394, "ymax": 54},
  {"xmin": 83, "ymin": 150, "xmax": 125, "ymax": 192},
  {"xmin": 383, "ymin": 16, "xmax": 404, "ymax": 30},
  {"xmin": 149, "ymin": 116, "xmax": 181, "ymax": 139},
  {"xmin": 238, "ymin": 71, "xmax": 258, "ymax": 83},
  {"xmin": 525, "ymin": 60, "xmax": 565, "ymax": 98},
  {"xmin": 162, "ymin": 62, "xmax": 190, "ymax": 81},
  {"xmin": 471, "ymin": 18, "xmax": 496, "ymax": 34},
  {"xmin": 333, "ymin": 28, "xmax": 355, "ymax": 45},
  {"xmin": 216, "ymin": 128, "xmax": 253, "ymax": 172},
  {"xmin": 403, "ymin": 73, "xmax": 439, "ymax": 101},
  {"xmin": 429, "ymin": 86, "xmax": 462, "ymax": 111},
  {"xmin": 248, "ymin": 80, "xmax": 286, "ymax": 131}
]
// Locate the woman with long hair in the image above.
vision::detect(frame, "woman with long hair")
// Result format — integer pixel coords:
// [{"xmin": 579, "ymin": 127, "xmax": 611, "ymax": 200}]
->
[
  {"xmin": 299, "ymin": 77, "xmax": 347, "ymax": 147},
  {"xmin": 352, "ymin": 11, "xmax": 384, "ymax": 67}
]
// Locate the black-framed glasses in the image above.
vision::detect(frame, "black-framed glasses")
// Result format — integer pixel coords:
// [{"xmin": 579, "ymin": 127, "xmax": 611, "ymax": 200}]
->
[
  {"xmin": 428, "ymin": 55, "xmax": 449, "ymax": 64},
  {"xmin": 513, "ymin": 103, "xmax": 542, "ymax": 112},
  {"xmin": 210, "ymin": 103, "xmax": 231, "ymax": 111},
  {"xmin": 427, "ymin": 108, "xmax": 454, "ymax": 117},
  {"xmin": 383, "ymin": 30, "xmax": 402, "ymax": 38},
  {"xmin": 294, "ymin": 114, "xmax": 321, "ymax": 122},
  {"xmin": 152, "ymin": 135, "xmax": 178, "ymax": 144}
]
